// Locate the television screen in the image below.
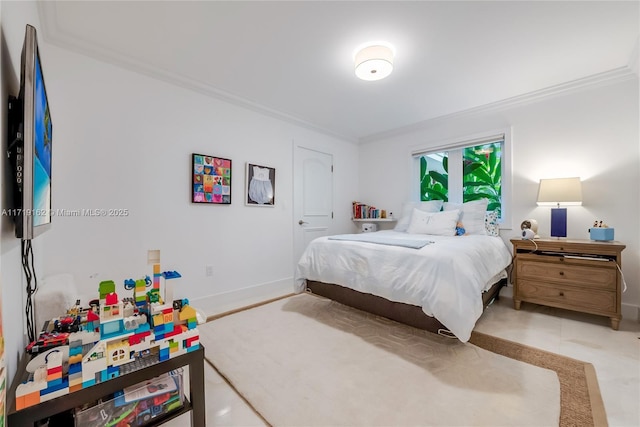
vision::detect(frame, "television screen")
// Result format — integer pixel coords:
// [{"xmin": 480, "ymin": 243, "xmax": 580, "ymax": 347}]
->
[
  {"xmin": 32, "ymin": 52, "xmax": 52, "ymax": 228},
  {"xmin": 8, "ymin": 24, "xmax": 52, "ymax": 239}
]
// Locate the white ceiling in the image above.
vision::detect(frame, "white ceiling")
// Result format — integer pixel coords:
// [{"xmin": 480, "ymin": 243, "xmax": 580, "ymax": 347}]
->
[{"xmin": 38, "ymin": 1, "xmax": 639, "ymax": 143}]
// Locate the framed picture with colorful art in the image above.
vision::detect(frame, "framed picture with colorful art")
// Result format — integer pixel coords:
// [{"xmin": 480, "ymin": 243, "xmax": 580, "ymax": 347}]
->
[{"xmin": 192, "ymin": 153, "xmax": 232, "ymax": 204}]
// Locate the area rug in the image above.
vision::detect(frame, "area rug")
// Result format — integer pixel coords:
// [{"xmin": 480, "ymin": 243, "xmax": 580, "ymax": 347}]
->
[
  {"xmin": 199, "ymin": 294, "xmax": 604, "ymax": 426},
  {"xmin": 469, "ymin": 332, "xmax": 607, "ymax": 427}
]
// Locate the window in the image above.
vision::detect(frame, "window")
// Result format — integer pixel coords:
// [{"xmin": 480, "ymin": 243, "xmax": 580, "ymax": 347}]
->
[{"xmin": 412, "ymin": 131, "xmax": 511, "ymax": 226}]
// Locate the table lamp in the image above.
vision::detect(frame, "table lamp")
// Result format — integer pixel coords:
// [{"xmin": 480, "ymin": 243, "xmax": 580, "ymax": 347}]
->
[{"xmin": 536, "ymin": 177, "xmax": 582, "ymax": 238}]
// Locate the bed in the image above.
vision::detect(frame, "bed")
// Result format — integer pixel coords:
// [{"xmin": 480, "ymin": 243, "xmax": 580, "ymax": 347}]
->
[{"xmin": 294, "ymin": 230, "xmax": 513, "ymax": 342}]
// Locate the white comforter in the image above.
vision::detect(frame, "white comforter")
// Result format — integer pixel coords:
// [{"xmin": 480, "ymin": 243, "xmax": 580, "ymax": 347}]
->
[{"xmin": 294, "ymin": 230, "xmax": 513, "ymax": 342}]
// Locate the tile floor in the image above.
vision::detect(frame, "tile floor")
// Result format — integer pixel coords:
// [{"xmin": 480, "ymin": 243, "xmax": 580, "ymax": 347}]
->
[
  {"xmin": 166, "ymin": 291, "xmax": 640, "ymax": 426},
  {"xmin": 475, "ymin": 295, "xmax": 640, "ymax": 427}
]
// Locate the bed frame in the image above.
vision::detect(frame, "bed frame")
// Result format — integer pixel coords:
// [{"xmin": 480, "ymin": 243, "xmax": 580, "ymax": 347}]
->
[{"xmin": 305, "ymin": 278, "xmax": 507, "ymax": 336}]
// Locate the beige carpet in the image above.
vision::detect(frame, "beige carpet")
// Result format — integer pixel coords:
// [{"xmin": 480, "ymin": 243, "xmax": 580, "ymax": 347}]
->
[{"xmin": 199, "ymin": 294, "xmax": 587, "ymax": 426}]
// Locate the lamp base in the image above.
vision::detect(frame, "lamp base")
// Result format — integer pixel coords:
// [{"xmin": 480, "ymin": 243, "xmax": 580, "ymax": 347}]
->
[{"xmin": 550, "ymin": 208, "xmax": 567, "ymax": 238}]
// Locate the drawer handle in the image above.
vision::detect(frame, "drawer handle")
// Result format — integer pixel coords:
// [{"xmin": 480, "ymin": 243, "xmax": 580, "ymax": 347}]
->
[
  {"xmin": 559, "ymin": 292, "xmax": 564, "ymax": 297},
  {"xmin": 559, "ymin": 271, "xmax": 564, "ymax": 276}
]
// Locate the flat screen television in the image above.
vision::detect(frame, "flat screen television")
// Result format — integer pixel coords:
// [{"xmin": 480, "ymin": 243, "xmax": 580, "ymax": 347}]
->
[{"xmin": 8, "ymin": 24, "xmax": 53, "ymax": 240}]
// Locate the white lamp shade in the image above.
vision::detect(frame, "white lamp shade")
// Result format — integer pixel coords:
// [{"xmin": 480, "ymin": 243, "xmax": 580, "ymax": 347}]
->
[
  {"xmin": 354, "ymin": 45, "xmax": 394, "ymax": 81},
  {"xmin": 537, "ymin": 177, "xmax": 583, "ymax": 206}
]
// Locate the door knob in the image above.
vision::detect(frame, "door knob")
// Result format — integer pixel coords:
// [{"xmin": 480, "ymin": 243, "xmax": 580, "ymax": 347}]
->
[{"xmin": 298, "ymin": 220, "xmax": 308, "ymax": 225}]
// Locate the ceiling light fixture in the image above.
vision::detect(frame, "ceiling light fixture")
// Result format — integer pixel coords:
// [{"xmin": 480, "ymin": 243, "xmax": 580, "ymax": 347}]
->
[{"xmin": 354, "ymin": 43, "xmax": 395, "ymax": 81}]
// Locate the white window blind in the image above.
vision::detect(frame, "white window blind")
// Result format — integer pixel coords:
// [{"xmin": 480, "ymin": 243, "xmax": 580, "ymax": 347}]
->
[{"xmin": 411, "ymin": 133, "xmax": 505, "ymax": 158}]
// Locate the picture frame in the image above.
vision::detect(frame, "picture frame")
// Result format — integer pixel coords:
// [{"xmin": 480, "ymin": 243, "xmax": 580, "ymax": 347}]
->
[
  {"xmin": 245, "ymin": 163, "xmax": 275, "ymax": 207},
  {"xmin": 192, "ymin": 153, "xmax": 232, "ymax": 204}
]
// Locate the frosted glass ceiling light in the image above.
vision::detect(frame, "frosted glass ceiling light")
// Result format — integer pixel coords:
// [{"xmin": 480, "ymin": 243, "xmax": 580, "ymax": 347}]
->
[{"xmin": 354, "ymin": 44, "xmax": 394, "ymax": 81}]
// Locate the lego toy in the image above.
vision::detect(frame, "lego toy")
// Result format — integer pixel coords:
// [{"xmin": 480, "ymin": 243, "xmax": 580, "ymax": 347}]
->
[
  {"xmin": 162, "ymin": 271, "xmax": 181, "ymax": 303},
  {"xmin": 16, "ymin": 251, "xmax": 200, "ymax": 410}
]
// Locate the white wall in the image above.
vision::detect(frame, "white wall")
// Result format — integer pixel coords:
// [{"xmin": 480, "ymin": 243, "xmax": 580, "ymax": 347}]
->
[
  {"xmin": 1, "ymin": 0, "xmax": 44, "ymax": 382},
  {"xmin": 39, "ymin": 44, "xmax": 358, "ymax": 305},
  {"xmin": 358, "ymin": 79, "xmax": 640, "ymax": 318},
  {"xmin": 1, "ymin": 1, "xmax": 359, "ymax": 377}
]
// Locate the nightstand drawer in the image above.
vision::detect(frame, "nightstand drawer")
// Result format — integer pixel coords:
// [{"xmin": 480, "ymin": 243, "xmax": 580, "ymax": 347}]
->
[
  {"xmin": 517, "ymin": 279, "xmax": 616, "ymax": 313},
  {"xmin": 517, "ymin": 260, "xmax": 616, "ymax": 290}
]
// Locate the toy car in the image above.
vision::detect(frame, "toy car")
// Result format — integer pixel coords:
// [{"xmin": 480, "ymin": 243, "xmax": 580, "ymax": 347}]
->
[
  {"xmin": 53, "ymin": 315, "xmax": 81, "ymax": 333},
  {"xmin": 26, "ymin": 331, "xmax": 69, "ymax": 354}
]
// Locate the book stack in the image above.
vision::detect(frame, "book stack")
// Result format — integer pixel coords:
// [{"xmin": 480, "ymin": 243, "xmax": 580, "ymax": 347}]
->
[{"xmin": 352, "ymin": 201, "xmax": 381, "ymax": 219}]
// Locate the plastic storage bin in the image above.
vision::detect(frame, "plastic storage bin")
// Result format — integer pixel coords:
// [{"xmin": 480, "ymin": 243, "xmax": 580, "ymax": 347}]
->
[
  {"xmin": 589, "ymin": 228, "xmax": 614, "ymax": 241},
  {"xmin": 74, "ymin": 369, "xmax": 183, "ymax": 427}
]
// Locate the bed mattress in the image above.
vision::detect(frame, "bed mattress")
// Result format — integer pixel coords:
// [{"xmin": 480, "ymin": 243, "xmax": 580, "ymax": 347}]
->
[{"xmin": 294, "ymin": 230, "xmax": 513, "ymax": 341}]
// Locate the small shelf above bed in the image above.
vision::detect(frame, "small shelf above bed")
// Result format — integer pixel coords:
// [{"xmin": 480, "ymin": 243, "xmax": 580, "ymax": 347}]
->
[{"xmin": 352, "ymin": 218, "xmax": 397, "ymax": 222}]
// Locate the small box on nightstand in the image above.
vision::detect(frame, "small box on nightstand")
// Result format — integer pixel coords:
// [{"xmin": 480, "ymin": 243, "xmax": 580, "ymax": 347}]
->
[{"xmin": 589, "ymin": 227, "xmax": 614, "ymax": 241}]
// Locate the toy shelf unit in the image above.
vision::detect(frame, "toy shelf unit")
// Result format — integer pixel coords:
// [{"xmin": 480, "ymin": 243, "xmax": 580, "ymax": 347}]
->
[
  {"xmin": 7, "ymin": 250, "xmax": 204, "ymax": 426},
  {"xmin": 7, "ymin": 345, "xmax": 205, "ymax": 426}
]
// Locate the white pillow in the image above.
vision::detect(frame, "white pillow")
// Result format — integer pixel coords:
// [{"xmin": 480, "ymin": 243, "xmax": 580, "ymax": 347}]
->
[
  {"xmin": 394, "ymin": 200, "xmax": 443, "ymax": 232},
  {"xmin": 443, "ymin": 199, "xmax": 489, "ymax": 235},
  {"xmin": 407, "ymin": 208, "xmax": 460, "ymax": 236},
  {"xmin": 485, "ymin": 210, "xmax": 500, "ymax": 237}
]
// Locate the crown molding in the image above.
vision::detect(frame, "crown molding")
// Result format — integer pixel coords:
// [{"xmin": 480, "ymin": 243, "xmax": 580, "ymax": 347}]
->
[
  {"xmin": 37, "ymin": 2, "xmax": 637, "ymax": 147},
  {"xmin": 37, "ymin": 3, "xmax": 358, "ymax": 145},
  {"xmin": 359, "ymin": 66, "xmax": 638, "ymax": 144}
]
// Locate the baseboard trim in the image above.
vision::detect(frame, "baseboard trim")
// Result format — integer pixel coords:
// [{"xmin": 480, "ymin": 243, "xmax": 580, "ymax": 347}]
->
[
  {"xmin": 500, "ymin": 284, "xmax": 514, "ymax": 299},
  {"xmin": 193, "ymin": 281, "xmax": 640, "ymax": 324},
  {"xmin": 622, "ymin": 303, "xmax": 640, "ymax": 323},
  {"xmin": 190, "ymin": 277, "xmax": 293, "ymax": 318}
]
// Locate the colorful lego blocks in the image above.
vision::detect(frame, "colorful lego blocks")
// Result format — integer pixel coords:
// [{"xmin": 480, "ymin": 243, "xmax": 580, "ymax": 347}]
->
[{"xmin": 16, "ymin": 253, "xmax": 199, "ymax": 410}]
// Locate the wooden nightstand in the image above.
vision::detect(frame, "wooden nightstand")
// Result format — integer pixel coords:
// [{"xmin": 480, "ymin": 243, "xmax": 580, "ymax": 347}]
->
[{"xmin": 510, "ymin": 238, "xmax": 625, "ymax": 329}]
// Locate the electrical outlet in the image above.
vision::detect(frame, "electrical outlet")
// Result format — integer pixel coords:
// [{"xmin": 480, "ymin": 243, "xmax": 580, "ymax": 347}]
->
[{"xmin": 205, "ymin": 265, "xmax": 213, "ymax": 277}]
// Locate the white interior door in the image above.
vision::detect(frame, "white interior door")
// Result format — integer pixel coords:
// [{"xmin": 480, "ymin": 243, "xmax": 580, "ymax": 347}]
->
[{"xmin": 293, "ymin": 145, "xmax": 333, "ymax": 267}]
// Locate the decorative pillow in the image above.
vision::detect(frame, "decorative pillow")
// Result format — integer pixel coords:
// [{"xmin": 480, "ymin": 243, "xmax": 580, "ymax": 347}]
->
[
  {"xmin": 394, "ymin": 200, "xmax": 444, "ymax": 232},
  {"xmin": 407, "ymin": 208, "xmax": 460, "ymax": 236},
  {"xmin": 485, "ymin": 210, "xmax": 499, "ymax": 237},
  {"xmin": 443, "ymin": 199, "xmax": 489, "ymax": 235}
]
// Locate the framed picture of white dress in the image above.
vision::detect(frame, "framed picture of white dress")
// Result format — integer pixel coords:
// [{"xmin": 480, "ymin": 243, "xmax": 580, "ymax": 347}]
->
[{"xmin": 245, "ymin": 163, "xmax": 275, "ymax": 206}]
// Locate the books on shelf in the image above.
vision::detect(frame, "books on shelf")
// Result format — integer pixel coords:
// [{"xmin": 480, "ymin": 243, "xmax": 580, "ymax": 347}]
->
[{"xmin": 352, "ymin": 201, "xmax": 384, "ymax": 219}]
